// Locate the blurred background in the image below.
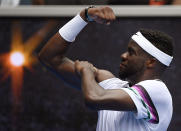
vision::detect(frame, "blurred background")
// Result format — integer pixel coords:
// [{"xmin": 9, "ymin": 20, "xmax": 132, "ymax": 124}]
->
[
  {"xmin": 0, "ymin": 0, "xmax": 181, "ymax": 131},
  {"xmin": 0, "ymin": 0, "xmax": 181, "ymax": 5}
]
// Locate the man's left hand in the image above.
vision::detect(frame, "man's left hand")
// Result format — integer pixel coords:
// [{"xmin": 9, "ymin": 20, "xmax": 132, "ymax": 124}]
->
[{"xmin": 74, "ymin": 60, "xmax": 97, "ymax": 76}]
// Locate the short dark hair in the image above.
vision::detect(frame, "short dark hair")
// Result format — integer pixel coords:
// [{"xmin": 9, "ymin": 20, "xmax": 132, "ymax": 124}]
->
[{"xmin": 140, "ymin": 29, "xmax": 174, "ymax": 57}]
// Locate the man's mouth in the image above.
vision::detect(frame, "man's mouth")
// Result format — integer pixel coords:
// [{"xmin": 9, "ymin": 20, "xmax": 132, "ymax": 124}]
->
[{"xmin": 120, "ymin": 63, "xmax": 126, "ymax": 68}]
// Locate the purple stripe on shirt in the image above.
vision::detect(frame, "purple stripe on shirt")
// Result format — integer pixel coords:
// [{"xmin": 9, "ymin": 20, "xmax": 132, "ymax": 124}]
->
[{"xmin": 131, "ymin": 85, "xmax": 158, "ymax": 123}]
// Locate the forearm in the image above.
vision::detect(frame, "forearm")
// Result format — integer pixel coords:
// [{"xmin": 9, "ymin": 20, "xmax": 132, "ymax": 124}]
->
[
  {"xmin": 81, "ymin": 69, "xmax": 136, "ymax": 111},
  {"xmin": 39, "ymin": 11, "xmax": 88, "ymax": 65},
  {"xmin": 81, "ymin": 68, "xmax": 106, "ymax": 104}
]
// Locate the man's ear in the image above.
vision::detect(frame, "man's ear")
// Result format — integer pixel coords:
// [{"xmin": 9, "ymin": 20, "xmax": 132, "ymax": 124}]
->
[{"xmin": 146, "ymin": 58, "xmax": 157, "ymax": 68}]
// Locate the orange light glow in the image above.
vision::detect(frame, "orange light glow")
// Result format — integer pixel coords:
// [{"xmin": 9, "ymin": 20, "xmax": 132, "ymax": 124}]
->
[
  {"xmin": 0, "ymin": 20, "xmax": 58, "ymax": 126},
  {"xmin": 0, "ymin": 20, "xmax": 58, "ymax": 109},
  {"xmin": 0, "ymin": 21, "xmax": 43, "ymax": 105},
  {"xmin": 10, "ymin": 52, "xmax": 25, "ymax": 67}
]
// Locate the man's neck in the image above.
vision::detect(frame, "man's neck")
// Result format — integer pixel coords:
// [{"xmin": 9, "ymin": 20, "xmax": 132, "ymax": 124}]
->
[{"xmin": 127, "ymin": 71, "xmax": 161, "ymax": 86}]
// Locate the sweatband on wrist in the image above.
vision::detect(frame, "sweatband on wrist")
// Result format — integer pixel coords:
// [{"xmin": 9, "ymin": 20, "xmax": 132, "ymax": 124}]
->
[
  {"xmin": 59, "ymin": 14, "xmax": 88, "ymax": 42},
  {"xmin": 132, "ymin": 31, "xmax": 173, "ymax": 66}
]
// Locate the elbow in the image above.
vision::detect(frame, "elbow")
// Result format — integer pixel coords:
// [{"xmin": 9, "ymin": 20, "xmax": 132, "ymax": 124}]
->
[
  {"xmin": 38, "ymin": 50, "xmax": 49, "ymax": 64},
  {"xmin": 38, "ymin": 52, "xmax": 45, "ymax": 64},
  {"xmin": 38, "ymin": 48, "xmax": 45, "ymax": 60},
  {"xmin": 38, "ymin": 51, "xmax": 42, "ymax": 61},
  {"xmin": 84, "ymin": 93, "xmax": 98, "ymax": 110},
  {"xmin": 84, "ymin": 92, "xmax": 103, "ymax": 109},
  {"xmin": 84, "ymin": 93, "xmax": 97, "ymax": 104}
]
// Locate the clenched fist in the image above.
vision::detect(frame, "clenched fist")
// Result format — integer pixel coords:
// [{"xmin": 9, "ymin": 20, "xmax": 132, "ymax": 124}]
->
[
  {"xmin": 74, "ymin": 60, "xmax": 98, "ymax": 76},
  {"xmin": 80, "ymin": 6, "xmax": 116, "ymax": 25}
]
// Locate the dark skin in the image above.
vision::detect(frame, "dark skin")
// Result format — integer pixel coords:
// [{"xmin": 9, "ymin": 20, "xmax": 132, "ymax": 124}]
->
[
  {"xmin": 119, "ymin": 40, "xmax": 162, "ymax": 85},
  {"xmin": 172, "ymin": 0, "xmax": 181, "ymax": 4},
  {"xmin": 39, "ymin": 6, "xmax": 160, "ymax": 111}
]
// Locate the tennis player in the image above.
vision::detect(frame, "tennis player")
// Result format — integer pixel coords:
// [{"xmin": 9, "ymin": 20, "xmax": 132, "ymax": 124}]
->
[{"xmin": 39, "ymin": 6, "xmax": 173, "ymax": 131}]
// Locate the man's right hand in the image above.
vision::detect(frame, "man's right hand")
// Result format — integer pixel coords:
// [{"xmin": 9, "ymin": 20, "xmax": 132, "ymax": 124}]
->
[{"xmin": 80, "ymin": 6, "xmax": 116, "ymax": 25}]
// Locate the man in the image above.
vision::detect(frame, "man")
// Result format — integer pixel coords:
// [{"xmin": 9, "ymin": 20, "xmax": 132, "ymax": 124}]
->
[{"xmin": 39, "ymin": 6, "xmax": 173, "ymax": 131}]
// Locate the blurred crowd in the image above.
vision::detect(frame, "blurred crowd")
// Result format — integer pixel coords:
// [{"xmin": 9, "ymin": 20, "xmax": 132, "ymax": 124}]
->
[{"xmin": 0, "ymin": 0, "xmax": 181, "ymax": 6}]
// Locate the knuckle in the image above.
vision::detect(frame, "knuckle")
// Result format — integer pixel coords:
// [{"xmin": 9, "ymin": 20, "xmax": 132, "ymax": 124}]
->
[
  {"xmin": 94, "ymin": 9, "xmax": 100, "ymax": 14},
  {"xmin": 104, "ymin": 6, "xmax": 111, "ymax": 11},
  {"xmin": 105, "ymin": 6, "xmax": 110, "ymax": 10}
]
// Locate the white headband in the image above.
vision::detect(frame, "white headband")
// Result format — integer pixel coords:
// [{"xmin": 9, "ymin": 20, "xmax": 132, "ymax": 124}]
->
[{"xmin": 131, "ymin": 32, "xmax": 173, "ymax": 66}]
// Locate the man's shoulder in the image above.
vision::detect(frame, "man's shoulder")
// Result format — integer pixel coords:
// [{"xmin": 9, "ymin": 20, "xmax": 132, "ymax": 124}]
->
[
  {"xmin": 133, "ymin": 79, "xmax": 172, "ymax": 125},
  {"xmin": 135, "ymin": 79, "xmax": 172, "ymax": 104},
  {"xmin": 136, "ymin": 79, "xmax": 167, "ymax": 90},
  {"xmin": 134, "ymin": 79, "xmax": 172, "ymax": 104}
]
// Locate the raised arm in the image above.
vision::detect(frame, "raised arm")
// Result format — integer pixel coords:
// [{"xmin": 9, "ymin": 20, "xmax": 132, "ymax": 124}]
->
[{"xmin": 38, "ymin": 6, "xmax": 116, "ymax": 89}]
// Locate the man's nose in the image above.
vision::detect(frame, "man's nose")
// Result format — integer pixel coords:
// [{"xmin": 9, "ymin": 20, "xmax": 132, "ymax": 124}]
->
[{"xmin": 121, "ymin": 52, "xmax": 128, "ymax": 61}]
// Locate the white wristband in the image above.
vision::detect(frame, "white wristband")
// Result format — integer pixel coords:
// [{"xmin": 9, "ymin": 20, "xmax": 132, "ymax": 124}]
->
[{"xmin": 59, "ymin": 14, "xmax": 88, "ymax": 42}]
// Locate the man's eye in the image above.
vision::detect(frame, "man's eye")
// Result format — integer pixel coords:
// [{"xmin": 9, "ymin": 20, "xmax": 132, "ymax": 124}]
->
[
  {"xmin": 128, "ymin": 49, "xmax": 134, "ymax": 55},
  {"xmin": 130, "ymin": 50, "xmax": 136, "ymax": 56},
  {"xmin": 129, "ymin": 51, "xmax": 133, "ymax": 55}
]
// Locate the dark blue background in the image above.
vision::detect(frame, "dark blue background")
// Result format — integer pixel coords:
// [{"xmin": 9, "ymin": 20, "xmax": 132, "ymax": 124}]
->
[{"xmin": 0, "ymin": 17, "xmax": 180, "ymax": 131}]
